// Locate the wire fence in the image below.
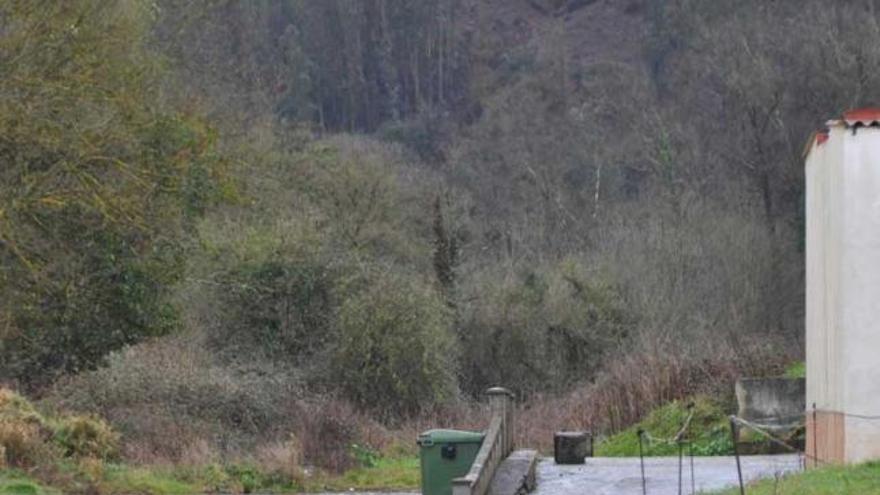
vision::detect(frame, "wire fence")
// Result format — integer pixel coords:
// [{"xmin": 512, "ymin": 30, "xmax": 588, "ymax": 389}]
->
[{"xmin": 633, "ymin": 403, "xmax": 880, "ymax": 495}]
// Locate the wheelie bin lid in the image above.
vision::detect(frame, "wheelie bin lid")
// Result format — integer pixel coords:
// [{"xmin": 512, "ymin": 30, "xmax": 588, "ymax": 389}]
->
[{"xmin": 417, "ymin": 429, "xmax": 485, "ymax": 446}]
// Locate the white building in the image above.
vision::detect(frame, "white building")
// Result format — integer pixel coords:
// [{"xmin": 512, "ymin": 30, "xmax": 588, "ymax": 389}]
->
[{"xmin": 805, "ymin": 108, "xmax": 880, "ymax": 466}]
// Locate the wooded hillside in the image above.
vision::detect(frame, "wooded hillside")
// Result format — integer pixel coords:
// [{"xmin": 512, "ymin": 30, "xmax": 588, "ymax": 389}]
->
[{"xmin": 3, "ymin": 0, "xmax": 879, "ymax": 478}]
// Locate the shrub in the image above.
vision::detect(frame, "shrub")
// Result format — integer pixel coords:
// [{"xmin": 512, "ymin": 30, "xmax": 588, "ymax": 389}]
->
[
  {"xmin": 46, "ymin": 337, "xmax": 305, "ymax": 463},
  {"xmin": 0, "ymin": 389, "xmax": 56, "ymax": 468},
  {"xmin": 294, "ymin": 397, "xmax": 381, "ymax": 473},
  {"xmin": 331, "ymin": 269, "xmax": 458, "ymax": 417},
  {"xmin": 0, "ymin": 389, "xmax": 44, "ymax": 425},
  {"xmin": 53, "ymin": 415, "xmax": 119, "ymax": 460},
  {"xmin": 255, "ymin": 435, "xmax": 304, "ymax": 483},
  {"xmin": 458, "ymin": 258, "xmax": 632, "ymax": 397},
  {"xmin": 0, "ymin": 420, "xmax": 54, "ymax": 468},
  {"xmin": 213, "ymin": 256, "xmax": 337, "ymax": 362},
  {"xmin": 305, "ymin": 137, "xmax": 415, "ymax": 257}
]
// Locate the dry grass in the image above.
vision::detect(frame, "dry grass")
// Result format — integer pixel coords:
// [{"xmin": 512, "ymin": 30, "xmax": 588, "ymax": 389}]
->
[
  {"xmin": 0, "ymin": 389, "xmax": 56, "ymax": 468},
  {"xmin": 254, "ymin": 435, "xmax": 303, "ymax": 482},
  {"xmin": 0, "ymin": 419, "xmax": 52, "ymax": 467}
]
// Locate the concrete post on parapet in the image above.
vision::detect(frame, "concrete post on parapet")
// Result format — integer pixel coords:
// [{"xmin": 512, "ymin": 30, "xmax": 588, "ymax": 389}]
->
[
  {"xmin": 454, "ymin": 387, "xmax": 531, "ymax": 495},
  {"xmin": 487, "ymin": 387, "xmax": 515, "ymax": 457}
]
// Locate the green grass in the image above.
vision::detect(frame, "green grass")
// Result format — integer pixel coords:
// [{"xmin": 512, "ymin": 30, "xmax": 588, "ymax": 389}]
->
[
  {"xmin": 784, "ymin": 361, "xmax": 806, "ymax": 379},
  {"xmin": 93, "ymin": 456, "xmax": 421, "ymax": 494},
  {"xmin": 3, "ymin": 462, "xmax": 303, "ymax": 495},
  {"xmin": 64, "ymin": 455, "xmax": 418, "ymax": 494},
  {"xmin": 595, "ymin": 397, "xmax": 734, "ymax": 457},
  {"xmin": 304, "ymin": 455, "xmax": 420, "ymax": 492},
  {"xmin": 99, "ymin": 465, "xmax": 201, "ymax": 495},
  {"xmin": 0, "ymin": 471, "xmax": 59, "ymax": 495},
  {"xmin": 5, "ymin": 455, "xmax": 420, "ymax": 494},
  {"xmin": 98, "ymin": 462, "xmax": 306, "ymax": 494},
  {"xmin": 712, "ymin": 461, "xmax": 880, "ymax": 494}
]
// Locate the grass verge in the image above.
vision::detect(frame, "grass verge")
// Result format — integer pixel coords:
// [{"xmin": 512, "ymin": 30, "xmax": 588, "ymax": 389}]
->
[
  {"xmin": 98, "ymin": 465, "xmax": 203, "ymax": 495},
  {"xmin": 303, "ymin": 455, "xmax": 420, "ymax": 492},
  {"xmin": 713, "ymin": 461, "xmax": 880, "ymax": 494},
  {"xmin": 4, "ymin": 456, "xmax": 421, "ymax": 494}
]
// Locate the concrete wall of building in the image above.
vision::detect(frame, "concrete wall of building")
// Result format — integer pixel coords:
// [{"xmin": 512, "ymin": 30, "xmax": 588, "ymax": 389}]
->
[
  {"xmin": 839, "ymin": 128, "xmax": 880, "ymax": 463},
  {"xmin": 805, "ymin": 125, "xmax": 845, "ymax": 419},
  {"xmin": 805, "ymin": 121, "xmax": 880, "ymax": 465}
]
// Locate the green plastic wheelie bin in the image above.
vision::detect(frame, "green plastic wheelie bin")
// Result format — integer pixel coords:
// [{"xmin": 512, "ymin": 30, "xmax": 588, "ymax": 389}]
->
[{"xmin": 417, "ymin": 429, "xmax": 485, "ymax": 495}]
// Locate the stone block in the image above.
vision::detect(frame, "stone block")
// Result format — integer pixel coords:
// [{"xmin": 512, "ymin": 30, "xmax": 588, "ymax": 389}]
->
[{"xmin": 554, "ymin": 431, "xmax": 590, "ymax": 464}]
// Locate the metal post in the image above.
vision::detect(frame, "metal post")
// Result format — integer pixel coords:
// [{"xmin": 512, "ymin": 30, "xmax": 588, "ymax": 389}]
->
[
  {"xmin": 590, "ymin": 429, "xmax": 594, "ymax": 458},
  {"xmin": 730, "ymin": 417, "xmax": 745, "ymax": 495},
  {"xmin": 638, "ymin": 428, "xmax": 647, "ymax": 495},
  {"xmin": 677, "ymin": 441, "xmax": 683, "ymax": 495},
  {"xmin": 811, "ymin": 402, "xmax": 818, "ymax": 470},
  {"xmin": 689, "ymin": 441, "xmax": 695, "ymax": 495}
]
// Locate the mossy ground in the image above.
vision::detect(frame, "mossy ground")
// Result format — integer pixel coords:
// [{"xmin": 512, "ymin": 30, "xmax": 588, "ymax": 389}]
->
[
  {"xmin": 713, "ymin": 461, "xmax": 880, "ymax": 494},
  {"xmin": 595, "ymin": 397, "xmax": 734, "ymax": 457}
]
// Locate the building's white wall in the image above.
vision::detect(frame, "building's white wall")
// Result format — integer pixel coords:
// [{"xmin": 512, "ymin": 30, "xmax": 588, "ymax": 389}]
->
[
  {"xmin": 806, "ymin": 127, "xmax": 846, "ymax": 416},
  {"xmin": 825, "ymin": 127, "xmax": 845, "ymax": 415},
  {"xmin": 805, "ymin": 132, "xmax": 827, "ymax": 411},
  {"xmin": 846, "ymin": 417, "xmax": 880, "ymax": 463},
  {"xmin": 806, "ymin": 125, "xmax": 880, "ymax": 464},
  {"xmin": 839, "ymin": 128, "xmax": 880, "ymax": 463}
]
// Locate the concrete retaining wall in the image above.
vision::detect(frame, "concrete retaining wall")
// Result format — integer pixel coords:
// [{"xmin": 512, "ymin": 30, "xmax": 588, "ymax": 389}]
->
[{"xmin": 735, "ymin": 378, "xmax": 805, "ymax": 422}]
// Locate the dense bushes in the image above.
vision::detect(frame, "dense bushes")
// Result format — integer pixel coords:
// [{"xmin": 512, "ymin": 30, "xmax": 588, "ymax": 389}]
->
[
  {"xmin": 53, "ymin": 416, "xmax": 120, "ymax": 461},
  {"xmin": 215, "ymin": 257, "xmax": 337, "ymax": 362},
  {"xmin": 332, "ymin": 270, "xmax": 457, "ymax": 417},
  {"xmin": 459, "ymin": 258, "xmax": 632, "ymax": 397},
  {"xmin": 0, "ymin": 1, "xmax": 226, "ymax": 388},
  {"xmin": 47, "ymin": 336, "xmax": 306, "ymax": 463},
  {"xmin": 178, "ymin": 132, "xmax": 458, "ymax": 415},
  {"xmin": 44, "ymin": 335, "xmax": 411, "ymax": 475}
]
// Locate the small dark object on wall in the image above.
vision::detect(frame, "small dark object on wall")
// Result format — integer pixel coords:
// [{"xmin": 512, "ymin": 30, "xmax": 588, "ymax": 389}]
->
[{"xmin": 554, "ymin": 431, "xmax": 592, "ymax": 464}]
